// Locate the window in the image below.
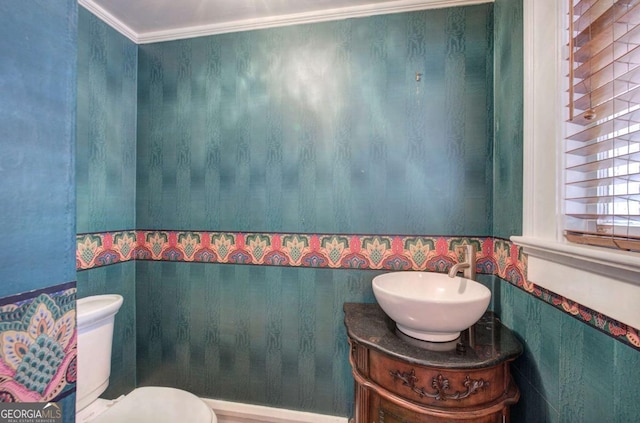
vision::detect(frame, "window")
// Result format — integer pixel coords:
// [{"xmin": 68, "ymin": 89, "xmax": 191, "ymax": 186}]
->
[
  {"xmin": 512, "ymin": 0, "xmax": 640, "ymax": 331},
  {"xmin": 565, "ymin": 0, "xmax": 640, "ymax": 251}
]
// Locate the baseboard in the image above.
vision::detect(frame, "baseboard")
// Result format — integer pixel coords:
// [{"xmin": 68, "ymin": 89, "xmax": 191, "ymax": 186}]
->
[{"xmin": 203, "ymin": 398, "xmax": 349, "ymax": 423}]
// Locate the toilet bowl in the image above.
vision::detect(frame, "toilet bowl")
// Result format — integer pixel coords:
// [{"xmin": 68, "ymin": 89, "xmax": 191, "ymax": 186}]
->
[
  {"xmin": 77, "ymin": 386, "xmax": 215, "ymax": 423},
  {"xmin": 76, "ymin": 294, "xmax": 217, "ymax": 423}
]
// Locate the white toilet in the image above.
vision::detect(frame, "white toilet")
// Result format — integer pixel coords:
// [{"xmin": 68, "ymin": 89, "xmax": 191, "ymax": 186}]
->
[{"xmin": 76, "ymin": 294, "xmax": 217, "ymax": 423}]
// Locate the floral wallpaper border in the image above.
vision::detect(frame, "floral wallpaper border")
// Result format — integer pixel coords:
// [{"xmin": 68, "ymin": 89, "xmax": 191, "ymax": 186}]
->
[
  {"xmin": 0, "ymin": 282, "xmax": 76, "ymax": 403},
  {"xmin": 76, "ymin": 230, "xmax": 640, "ymax": 351}
]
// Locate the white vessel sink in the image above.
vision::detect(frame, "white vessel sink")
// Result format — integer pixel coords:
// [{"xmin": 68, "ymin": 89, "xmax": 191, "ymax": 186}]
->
[{"xmin": 372, "ymin": 271, "xmax": 491, "ymax": 342}]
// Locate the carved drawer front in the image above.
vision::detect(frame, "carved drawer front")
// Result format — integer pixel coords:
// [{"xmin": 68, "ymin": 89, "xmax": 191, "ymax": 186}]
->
[
  {"xmin": 368, "ymin": 350, "xmax": 508, "ymax": 409},
  {"xmin": 371, "ymin": 395, "xmax": 504, "ymax": 423}
]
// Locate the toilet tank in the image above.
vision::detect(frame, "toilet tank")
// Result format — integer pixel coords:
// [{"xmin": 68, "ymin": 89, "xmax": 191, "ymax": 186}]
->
[{"xmin": 76, "ymin": 295, "xmax": 123, "ymax": 411}]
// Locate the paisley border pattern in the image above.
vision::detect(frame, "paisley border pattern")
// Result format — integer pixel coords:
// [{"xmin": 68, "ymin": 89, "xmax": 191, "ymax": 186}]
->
[
  {"xmin": 76, "ymin": 230, "xmax": 639, "ymax": 351},
  {"xmin": 0, "ymin": 282, "xmax": 76, "ymax": 403}
]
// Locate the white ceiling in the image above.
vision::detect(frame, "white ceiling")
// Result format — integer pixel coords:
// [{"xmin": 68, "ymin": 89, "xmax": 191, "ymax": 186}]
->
[{"xmin": 79, "ymin": 0, "xmax": 491, "ymax": 44}]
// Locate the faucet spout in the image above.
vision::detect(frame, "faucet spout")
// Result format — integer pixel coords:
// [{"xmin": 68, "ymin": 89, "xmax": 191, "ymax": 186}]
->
[
  {"xmin": 448, "ymin": 244, "xmax": 476, "ymax": 280},
  {"xmin": 448, "ymin": 262, "xmax": 470, "ymax": 278}
]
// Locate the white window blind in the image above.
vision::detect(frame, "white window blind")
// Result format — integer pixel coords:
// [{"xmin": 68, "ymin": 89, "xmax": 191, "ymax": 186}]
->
[{"xmin": 566, "ymin": 0, "xmax": 640, "ymax": 251}]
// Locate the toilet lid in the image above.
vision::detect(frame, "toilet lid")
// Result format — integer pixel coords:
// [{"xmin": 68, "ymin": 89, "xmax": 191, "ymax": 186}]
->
[{"xmin": 91, "ymin": 387, "xmax": 215, "ymax": 423}]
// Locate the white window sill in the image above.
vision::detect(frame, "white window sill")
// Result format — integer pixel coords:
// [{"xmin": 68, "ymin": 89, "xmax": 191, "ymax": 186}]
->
[{"xmin": 511, "ymin": 235, "xmax": 640, "ymax": 330}]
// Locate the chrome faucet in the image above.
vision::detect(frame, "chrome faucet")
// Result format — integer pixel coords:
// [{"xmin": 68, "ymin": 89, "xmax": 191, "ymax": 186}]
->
[{"xmin": 448, "ymin": 244, "xmax": 476, "ymax": 280}]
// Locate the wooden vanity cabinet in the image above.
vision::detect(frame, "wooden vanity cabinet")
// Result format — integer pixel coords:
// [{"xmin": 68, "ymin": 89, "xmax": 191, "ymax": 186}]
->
[{"xmin": 344, "ymin": 303, "xmax": 522, "ymax": 423}]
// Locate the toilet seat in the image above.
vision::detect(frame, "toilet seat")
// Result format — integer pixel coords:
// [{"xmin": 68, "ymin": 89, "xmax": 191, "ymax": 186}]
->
[{"xmin": 89, "ymin": 387, "xmax": 216, "ymax": 423}]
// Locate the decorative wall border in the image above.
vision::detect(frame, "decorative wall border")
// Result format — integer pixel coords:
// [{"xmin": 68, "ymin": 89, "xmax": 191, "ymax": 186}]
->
[
  {"xmin": 0, "ymin": 282, "xmax": 77, "ymax": 403},
  {"xmin": 77, "ymin": 231, "xmax": 506, "ymax": 273},
  {"xmin": 76, "ymin": 230, "xmax": 640, "ymax": 351}
]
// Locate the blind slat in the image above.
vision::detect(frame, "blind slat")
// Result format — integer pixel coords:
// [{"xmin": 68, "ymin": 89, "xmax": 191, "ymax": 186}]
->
[
  {"xmin": 574, "ymin": 2, "xmax": 640, "ymax": 49},
  {"xmin": 566, "ymin": 212, "xmax": 640, "ymax": 218},
  {"xmin": 571, "ymin": 66, "xmax": 640, "ymax": 113},
  {"xmin": 573, "ymin": 22, "xmax": 640, "ymax": 84},
  {"xmin": 570, "ymin": 86, "xmax": 640, "ymax": 126},
  {"xmin": 567, "ymin": 174, "xmax": 640, "ymax": 188},
  {"xmin": 565, "ymin": 231, "xmax": 640, "ymax": 251},
  {"xmin": 566, "ymin": 193, "xmax": 640, "ymax": 203},
  {"xmin": 572, "ymin": 43, "xmax": 640, "ymax": 93},
  {"xmin": 566, "ymin": 133, "xmax": 640, "ymax": 156},
  {"xmin": 566, "ymin": 150, "xmax": 640, "ymax": 173},
  {"xmin": 567, "ymin": 106, "xmax": 640, "ymax": 141},
  {"xmin": 574, "ymin": 0, "xmax": 604, "ymax": 17},
  {"xmin": 574, "ymin": 0, "xmax": 623, "ymax": 33}
]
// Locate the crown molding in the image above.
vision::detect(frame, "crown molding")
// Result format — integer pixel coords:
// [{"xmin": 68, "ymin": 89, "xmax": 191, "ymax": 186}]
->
[
  {"xmin": 78, "ymin": 0, "xmax": 138, "ymax": 43},
  {"xmin": 79, "ymin": 0, "xmax": 493, "ymax": 45}
]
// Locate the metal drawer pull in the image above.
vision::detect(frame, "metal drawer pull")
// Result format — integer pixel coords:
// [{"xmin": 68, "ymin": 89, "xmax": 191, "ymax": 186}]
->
[{"xmin": 390, "ymin": 369, "xmax": 487, "ymax": 401}]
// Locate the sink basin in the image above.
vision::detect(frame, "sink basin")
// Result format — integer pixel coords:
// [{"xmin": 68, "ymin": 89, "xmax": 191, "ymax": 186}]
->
[{"xmin": 372, "ymin": 271, "xmax": 491, "ymax": 342}]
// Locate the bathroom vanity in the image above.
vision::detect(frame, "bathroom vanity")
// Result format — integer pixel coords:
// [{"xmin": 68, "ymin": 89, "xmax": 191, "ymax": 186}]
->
[{"xmin": 344, "ymin": 303, "xmax": 522, "ymax": 423}]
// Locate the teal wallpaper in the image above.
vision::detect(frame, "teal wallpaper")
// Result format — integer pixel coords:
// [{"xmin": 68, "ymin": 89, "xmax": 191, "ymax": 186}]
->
[
  {"xmin": 136, "ymin": 5, "xmax": 494, "ymax": 235},
  {"xmin": 135, "ymin": 262, "xmax": 375, "ymax": 414},
  {"xmin": 76, "ymin": 7, "xmax": 138, "ymax": 397},
  {"xmin": 0, "ymin": 0, "xmax": 77, "ymax": 296},
  {"xmin": 496, "ymin": 277, "xmax": 639, "ymax": 422},
  {"xmin": 1, "ymin": 0, "xmax": 78, "ymax": 420},
  {"xmin": 492, "ymin": 0, "xmax": 523, "ymax": 238},
  {"xmin": 77, "ymin": 7, "xmax": 137, "ymax": 234}
]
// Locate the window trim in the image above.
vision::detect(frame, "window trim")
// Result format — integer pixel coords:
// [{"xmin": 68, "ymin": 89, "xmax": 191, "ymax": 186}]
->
[{"xmin": 512, "ymin": 0, "xmax": 640, "ymax": 330}]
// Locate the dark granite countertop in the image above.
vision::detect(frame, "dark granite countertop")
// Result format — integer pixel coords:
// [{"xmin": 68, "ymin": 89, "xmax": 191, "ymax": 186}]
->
[{"xmin": 344, "ymin": 303, "xmax": 523, "ymax": 370}]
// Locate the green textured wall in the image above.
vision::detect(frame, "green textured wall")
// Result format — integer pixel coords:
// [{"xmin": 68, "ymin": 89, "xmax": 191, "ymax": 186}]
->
[
  {"xmin": 77, "ymin": 7, "xmax": 137, "ymax": 234},
  {"xmin": 492, "ymin": 0, "xmax": 523, "ymax": 238},
  {"xmin": 76, "ymin": 7, "xmax": 138, "ymax": 396},
  {"xmin": 495, "ymin": 276, "xmax": 640, "ymax": 422},
  {"xmin": 0, "ymin": 0, "xmax": 77, "ymax": 296},
  {"xmin": 136, "ymin": 262, "xmax": 376, "ymax": 414},
  {"xmin": 136, "ymin": 6, "xmax": 494, "ymax": 235},
  {"xmin": 135, "ymin": 5, "xmax": 493, "ymax": 416},
  {"xmin": 1, "ymin": 0, "xmax": 78, "ymax": 419}
]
